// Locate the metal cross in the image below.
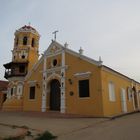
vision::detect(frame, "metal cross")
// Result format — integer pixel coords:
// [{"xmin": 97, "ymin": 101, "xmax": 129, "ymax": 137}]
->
[{"xmin": 52, "ymin": 30, "xmax": 59, "ymax": 41}]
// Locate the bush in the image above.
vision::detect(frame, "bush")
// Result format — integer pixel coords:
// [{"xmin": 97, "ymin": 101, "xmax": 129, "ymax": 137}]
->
[
  {"xmin": 3, "ymin": 135, "xmax": 24, "ymax": 140},
  {"xmin": 35, "ymin": 131, "xmax": 57, "ymax": 140}
]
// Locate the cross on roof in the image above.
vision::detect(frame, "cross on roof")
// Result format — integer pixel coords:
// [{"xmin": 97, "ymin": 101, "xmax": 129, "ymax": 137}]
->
[{"xmin": 52, "ymin": 30, "xmax": 59, "ymax": 41}]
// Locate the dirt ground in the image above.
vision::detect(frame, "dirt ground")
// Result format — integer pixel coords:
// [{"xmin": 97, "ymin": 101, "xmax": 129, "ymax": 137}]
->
[{"xmin": 0, "ymin": 111, "xmax": 140, "ymax": 140}]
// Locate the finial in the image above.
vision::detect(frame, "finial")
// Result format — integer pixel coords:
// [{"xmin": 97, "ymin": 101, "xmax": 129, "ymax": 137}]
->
[
  {"xmin": 52, "ymin": 30, "xmax": 59, "ymax": 41},
  {"xmin": 64, "ymin": 42, "xmax": 68, "ymax": 48},
  {"xmin": 79, "ymin": 47, "xmax": 83, "ymax": 55},
  {"xmin": 99, "ymin": 56, "xmax": 103, "ymax": 65}
]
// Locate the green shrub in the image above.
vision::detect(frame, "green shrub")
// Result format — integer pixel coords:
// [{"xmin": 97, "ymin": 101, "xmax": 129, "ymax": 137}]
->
[
  {"xmin": 3, "ymin": 135, "xmax": 24, "ymax": 140},
  {"xmin": 35, "ymin": 131, "xmax": 57, "ymax": 140}
]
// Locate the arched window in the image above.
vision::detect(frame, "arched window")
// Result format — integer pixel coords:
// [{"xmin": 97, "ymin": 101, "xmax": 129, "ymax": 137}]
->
[
  {"xmin": 31, "ymin": 38, "xmax": 35, "ymax": 47},
  {"xmin": 23, "ymin": 36, "xmax": 28, "ymax": 45}
]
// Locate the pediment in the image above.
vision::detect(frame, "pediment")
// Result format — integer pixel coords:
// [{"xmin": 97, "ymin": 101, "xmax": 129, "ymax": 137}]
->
[{"xmin": 45, "ymin": 41, "xmax": 63, "ymax": 55}]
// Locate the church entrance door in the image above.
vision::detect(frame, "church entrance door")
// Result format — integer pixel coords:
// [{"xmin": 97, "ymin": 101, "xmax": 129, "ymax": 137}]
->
[{"xmin": 50, "ymin": 79, "xmax": 60, "ymax": 111}]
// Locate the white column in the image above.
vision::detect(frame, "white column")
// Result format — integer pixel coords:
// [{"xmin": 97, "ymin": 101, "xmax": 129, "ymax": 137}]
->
[
  {"xmin": 60, "ymin": 49, "xmax": 66, "ymax": 113},
  {"xmin": 41, "ymin": 53, "xmax": 47, "ymax": 112}
]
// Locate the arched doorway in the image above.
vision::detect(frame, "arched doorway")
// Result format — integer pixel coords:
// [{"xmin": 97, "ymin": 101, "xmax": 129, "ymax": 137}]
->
[{"xmin": 50, "ymin": 79, "xmax": 60, "ymax": 111}]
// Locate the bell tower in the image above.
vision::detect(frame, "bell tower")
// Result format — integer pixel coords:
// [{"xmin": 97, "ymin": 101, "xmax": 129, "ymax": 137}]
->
[
  {"xmin": 3, "ymin": 25, "xmax": 40, "ymax": 110},
  {"xmin": 4, "ymin": 25, "xmax": 40, "ymax": 80}
]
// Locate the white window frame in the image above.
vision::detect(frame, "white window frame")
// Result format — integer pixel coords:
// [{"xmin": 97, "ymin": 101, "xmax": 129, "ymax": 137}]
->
[{"xmin": 108, "ymin": 81, "xmax": 116, "ymax": 102}]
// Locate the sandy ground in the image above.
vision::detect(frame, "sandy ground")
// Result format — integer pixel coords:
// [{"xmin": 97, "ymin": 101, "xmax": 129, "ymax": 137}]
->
[{"xmin": 0, "ymin": 111, "xmax": 140, "ymax": 140}]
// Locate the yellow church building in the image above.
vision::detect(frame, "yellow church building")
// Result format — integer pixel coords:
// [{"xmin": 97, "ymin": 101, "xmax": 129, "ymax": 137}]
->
[{"xmin": 3, "ymin": 25, "xmax": 140, "ymax": 117}]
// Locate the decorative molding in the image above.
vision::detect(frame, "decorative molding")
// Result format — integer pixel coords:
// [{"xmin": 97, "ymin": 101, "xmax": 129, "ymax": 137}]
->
[
  {"xmin": 74, "ymin": 71, "xmax": 91, "ymax": 78},
  {"xmin": 46, "ymin": 73, "xmax": 61, "ymax": 82},
  {"xmin": 46, "ymin": 66, "xmax": 68, "ymax": 74},
  {"xmin": 16, "ymin": 30, "xmax": 40, "ymax": 37},
  {"xmin": 27, "ymin": 80, "xmax": 37, "ymax": 86},
  {"xmin": 60, "ymin": 49, "xmax": 66, "ymax": 113},
  {"xmin": 41, "ymin": 53, "xmax": 47, "ymax": 112}
]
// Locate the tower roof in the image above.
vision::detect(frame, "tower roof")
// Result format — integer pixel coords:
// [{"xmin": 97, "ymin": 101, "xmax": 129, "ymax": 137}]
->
[{"xmin": 16, "ymin": 25, "xmax": 40, "ymax": 36}]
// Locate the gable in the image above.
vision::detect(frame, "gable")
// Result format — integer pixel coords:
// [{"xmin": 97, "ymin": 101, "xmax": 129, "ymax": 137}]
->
[
  {"xmin": 25, "ymin": 40, "xmax": 102, "ymax": 80},
  {"xmin": 44, "ymin": 40, "xmax": 63, "ymax": 56}
]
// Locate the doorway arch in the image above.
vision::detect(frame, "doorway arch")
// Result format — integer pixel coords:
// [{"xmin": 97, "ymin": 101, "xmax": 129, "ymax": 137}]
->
[{"xmin": 50, "ymin": 79, "xmax": 60, "ymax": 111}]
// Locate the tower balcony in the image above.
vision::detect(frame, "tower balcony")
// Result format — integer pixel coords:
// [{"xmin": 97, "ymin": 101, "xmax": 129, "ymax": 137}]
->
[
  {"xmin": 4, "ymin": 70, "xmax": 27, "ymax": 79},
  {"xmin": 3, "ymin": 62, "xmax": 28, "ymax": 79}
]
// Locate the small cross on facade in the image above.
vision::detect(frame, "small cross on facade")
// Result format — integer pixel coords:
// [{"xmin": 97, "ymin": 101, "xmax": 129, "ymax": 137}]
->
[{"xmin": 52, "ymin": 30, "xmax": 59, "ymax": 41}]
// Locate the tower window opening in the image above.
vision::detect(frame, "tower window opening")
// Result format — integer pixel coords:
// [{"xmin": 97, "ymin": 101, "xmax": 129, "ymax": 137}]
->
[
  {"xmin": 31, "ymin": 38, "xmax": 35, "ymax": 47},
  {"xmin": 16, "ymin": 38, "xmax": 18, "ymax": 46},
  {"xmin": 11, "ymin": 88, "xmax": 13, "ymax": 96},
  {"xmin": 19, "ymin": 65, "xmax": 25, "ymax": 73},
  {"xmin": 23, "ymin": 36, "xmax": 28, "ymax": 45}
]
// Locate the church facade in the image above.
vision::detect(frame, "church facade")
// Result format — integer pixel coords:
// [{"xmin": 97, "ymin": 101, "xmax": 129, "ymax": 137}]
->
[{"xmin": 3, "ymin": 25, "xmax": 140, "ymax": 117}]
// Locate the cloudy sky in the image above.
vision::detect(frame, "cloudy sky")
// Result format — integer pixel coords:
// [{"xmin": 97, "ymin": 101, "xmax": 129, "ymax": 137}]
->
[{"xmin": 0, "ymin": 0, "xmax": 140, "ymax": 81}]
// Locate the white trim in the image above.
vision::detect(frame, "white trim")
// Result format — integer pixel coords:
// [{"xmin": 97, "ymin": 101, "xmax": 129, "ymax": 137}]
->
[
  {"xmin": 46, "ymin": 50, "xmax": 62, "ymax": 58},
  {"xmin": 74, "ymin": 71, "xmax": 91, "ymax": 78},
  {"xmin": 41, "ymin": 53, "xmax": 47, "ymax": 112},
  {"xmin": 45, "ymin": 66, "xmax": 68, "ymax": 74},
  {"xmin": 60, "ymin": 49, "xmax": 66, "ymax": 113},
  {"xmin": 27, "ymin": 80, "xmax": 37, "ymax": 86},
  {"xmin": 46, "ymin": 73, "xmax": 61, "ymax": 82}
]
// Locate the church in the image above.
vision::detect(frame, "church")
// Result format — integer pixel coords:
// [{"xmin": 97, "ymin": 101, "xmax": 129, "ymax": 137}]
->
[{"xmin": 3, "ymin": 25, "xmax": 140, "ymax": 117}]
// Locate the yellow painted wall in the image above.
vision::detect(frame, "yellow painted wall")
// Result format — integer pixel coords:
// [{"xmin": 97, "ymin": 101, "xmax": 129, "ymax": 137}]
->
[
  {"xmin": 23, "ymin": 59, "xmax": 43, "ymax": 111},
  {"xmin": 101, "ymin": 67, "xmax": 136, "ymax": 117},
  {"xmin": 65, "ymin": 53, "xmax": 103, "ymax": 116}
]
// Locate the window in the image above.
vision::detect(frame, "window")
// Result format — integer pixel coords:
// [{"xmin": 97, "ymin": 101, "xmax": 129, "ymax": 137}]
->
[
  {"xmin": 31, "ymin": 38, "xmax": 35, "ymax": 47},
  {"xmin": 53, "ymin": 59, "xmax": 57, "ymax": 66},
  {"xmin": 29, "ymin": 86, "xmax": 35, "ymax": 99},
  {"xmin": 23, "ymin": 36, "xmax": 28, "ymax": 45},
  {"xmin": 127, "ymin": 87, "xmax": 132, "ymax": 101},
  {"xmin": 108, "ymin": 81, "xmax": 116, "ymax": 101},
  {"xmin": 19, "ymin": 65, "xmax": 25, "ymax": 73},
  {"xmin": 79, "ymin": 80, "xmax": 89, "ymax": 97}
]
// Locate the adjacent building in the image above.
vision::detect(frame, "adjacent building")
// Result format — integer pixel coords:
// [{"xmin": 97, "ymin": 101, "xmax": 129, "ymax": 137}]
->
[{"xmin": 0, "ymin": 80, "xmax": 8, "ymax": 109}]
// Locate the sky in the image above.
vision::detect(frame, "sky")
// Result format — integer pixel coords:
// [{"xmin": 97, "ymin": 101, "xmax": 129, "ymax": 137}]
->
[{"xmin": 0, "ymin": 0, "xmax": 140, "ymax": 81}]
